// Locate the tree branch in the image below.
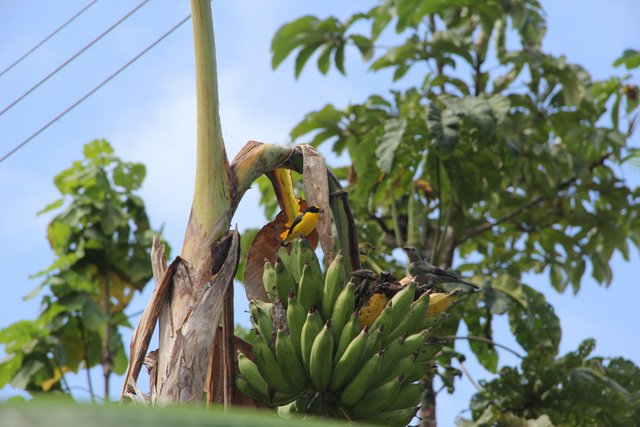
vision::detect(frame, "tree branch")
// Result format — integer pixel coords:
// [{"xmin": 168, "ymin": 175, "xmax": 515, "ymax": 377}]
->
[
  {"xmin": 459, "ymin": 151, "xmax": 614, "ymax": 243},
  {"xmin": 439, "ymin": 335, "xmax": 524, "ymax": 359}
]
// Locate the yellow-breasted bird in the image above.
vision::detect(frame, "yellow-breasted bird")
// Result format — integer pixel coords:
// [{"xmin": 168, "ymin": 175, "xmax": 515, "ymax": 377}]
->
[
  {"xmin": 403, "ymin": 246, "xmax": 479, "ymax": 290},
  {"xmin": 281, "ymin": 205, "xmax": 324, "ymax": 245}
]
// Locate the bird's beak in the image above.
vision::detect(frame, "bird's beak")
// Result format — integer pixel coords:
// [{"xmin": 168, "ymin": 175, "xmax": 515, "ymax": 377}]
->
[{"xmin": 318, "ymin": 208, "xmax": 325, "ymax": 213}]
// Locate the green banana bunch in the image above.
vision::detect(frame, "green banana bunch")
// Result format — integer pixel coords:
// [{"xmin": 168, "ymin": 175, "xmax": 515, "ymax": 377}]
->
[{"xmin": 238, "ymin": 239, "xmax": 465, "ymax": 422}]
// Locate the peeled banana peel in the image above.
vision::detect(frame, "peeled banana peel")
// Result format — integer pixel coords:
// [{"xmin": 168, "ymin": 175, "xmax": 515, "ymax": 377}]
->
[{"xmin": 239, "ymin": 237, "xmax": 467, "ymax": 423}]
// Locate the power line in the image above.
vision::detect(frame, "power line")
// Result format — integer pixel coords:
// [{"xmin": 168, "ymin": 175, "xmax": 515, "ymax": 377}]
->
[
  {"xmin": 0, "ymin": 13, "xmax": 192, "ymax": 164},
  {"xmin": 0, "ymin": 0, "xmax": 99, "ymax": 78},
  {"xmin": 0, "ymin": 0, "xmax": 151, "ymax": 119}
]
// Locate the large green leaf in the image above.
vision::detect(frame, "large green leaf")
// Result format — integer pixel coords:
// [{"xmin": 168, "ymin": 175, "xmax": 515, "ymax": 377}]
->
[{"xmin": 375, "ymin": 117, "xmax": 407, "ymax": 173}]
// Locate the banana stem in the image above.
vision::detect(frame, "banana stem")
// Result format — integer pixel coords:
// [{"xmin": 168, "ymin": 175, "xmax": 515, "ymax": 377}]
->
[{"xmin": 182, "ymin": 0, "xmax": 232, "ymax": 273}]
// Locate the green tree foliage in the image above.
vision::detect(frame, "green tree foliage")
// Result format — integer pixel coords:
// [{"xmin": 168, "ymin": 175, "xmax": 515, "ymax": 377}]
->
[
  {"xmin": 270, "ymin": 0, "xmax": 640, "ymax": 424},
  {"xmin": 0, "ymin": 140, "xmax": 164, "ymax": 399}
]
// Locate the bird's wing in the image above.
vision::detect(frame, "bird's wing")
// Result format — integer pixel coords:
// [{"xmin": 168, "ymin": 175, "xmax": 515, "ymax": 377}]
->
[{"xmin": 285, "ymin": 212, "xmax": 305, "ymax": 239}]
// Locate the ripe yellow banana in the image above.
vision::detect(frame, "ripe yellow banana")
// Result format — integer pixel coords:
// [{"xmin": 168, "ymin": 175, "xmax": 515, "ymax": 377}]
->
[
  {"xmin": 358, "ymin": 292, "xmax": 389, "ymax": 330},
  {"xmin": 427, "ymin": 289, "xmax": 463, "ymax": 317}
]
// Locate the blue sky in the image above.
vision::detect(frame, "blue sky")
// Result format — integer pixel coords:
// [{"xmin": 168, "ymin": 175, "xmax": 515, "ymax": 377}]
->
[{"xmin": 1, "ymin": 1, "xmax": 639, "ymax": 425}]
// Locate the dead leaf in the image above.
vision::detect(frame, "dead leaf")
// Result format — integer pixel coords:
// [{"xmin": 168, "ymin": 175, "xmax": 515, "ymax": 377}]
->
[{"xmin": 244, "ymin": 201, "xmax": 317, "ymax": 303}]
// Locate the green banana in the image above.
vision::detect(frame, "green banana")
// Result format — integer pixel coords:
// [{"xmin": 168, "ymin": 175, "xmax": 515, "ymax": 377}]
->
[
  {"xmin": 288, "ymin": 239, "xmax": 302, "ymax": 282},
  {"xmin": 404, "ymin": 361, "xmax": 431, "ymax": 383},
  {"xmin": 420, "ymin": 311, "xmax": 450, "ymax": 330},
  {"xmin": 415, "ymin": 339, "xmax": 445, "ymax": 363},
  {"xmin": 339, "ymin": 351, "xmax": 382, "ymax": 406},
  {"xmin": 237, "ymin": 352, "xmax": 268, "ymax": 395},
  {"xmin": 309, "ymin": 320, "xmax": 334, "ymax": 392},
  {"xmin": 286, "ymin": 293, "xmax": 306, "ymax": 357},
  {"xmin": 331, "ymin": 281, "xmax": 356, "ymax": 342},
  {"xmin": 334, "ymin": 313, "xmax": 360, "ymax": 362},
  {"xmin": 377, "ymin": 353, "xmax": 416, "ymax": 386},
  {"xmin": 275, "ymin": 258, "xmax": 297, "ymax": 307},
  {"xmin": 329, "ymin": 327, "xmax": 368, "ymax": 392},
  {"xmin": 300, "ymin": 307, "xmax": 323, "ymax": 371},
  {"xmin": 321, "ymin": 251, "xmax": 345, "ymax": 320},
  {"xmin": 385, "ymin": 291, "xmax": 430, "ymax": 342},
  {"xmin": 359, "ymin": 406, "xmax": 418, "ymax": 426},
  {"xmin": 399, "ymin": 329, "xmax": 429, "ymax": 358},
  {"xmin": 278, "ymin": 246, "xmax": 297, "ymax": 282},
  {"xmin": 249, "ymin": 300, "xmax": 273, "ymax": 340},
  {"xmin": 296, "ymin": 238, "xmax": 322, "ymax": 289},
  {"xmin": 369, "ymin": 300, "xmax": 393, "ymax": 340},
  {"xmin": 297, "ymin": 262, "xmax": 320, "ymax": 312},
  {"xmin": 388, "ymin": 281, "xmax": 416, "ymax": 329},
  {"xmin": 235, "ymin": 375, "xmax": 269, "ymax": 404},
  {"xmin": 348, "ymin": 376, "xmax": 402, "ymax": 418},
  {"xmin": 262, "ymin": 261, "xmax": 278, "ymax": 302},
  {"xmin": 385, "ymin": 382, "xmax": 423, "ymax": 411},
  {"xmin": 363, "ymin": 325, "xmax": 385, "ymax": 360},
  {"xmin": 374, "ymin": 335, "xmax": 404, "ymax": 385},
  {"xmin": 252, "ymin": 336, "xmax": 295, "ymax": 393},
  {"xmin": 275, "ymin": 329, "xmax": 307, "ymax": 389}
]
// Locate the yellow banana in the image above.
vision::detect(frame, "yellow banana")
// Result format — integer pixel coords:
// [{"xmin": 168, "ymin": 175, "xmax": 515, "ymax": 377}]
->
[
  {"xmin": 427, "ymin": 289, "xmax": 463, "ymax": 317},
  {"xmin": 358, "ymin": 292, "xmax": 389, "ymax": 330}
]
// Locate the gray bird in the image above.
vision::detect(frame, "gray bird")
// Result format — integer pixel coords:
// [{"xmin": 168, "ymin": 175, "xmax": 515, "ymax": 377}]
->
[{"xmin": 403, "ymin": 246, "xmax": 479, "ymax": 290}]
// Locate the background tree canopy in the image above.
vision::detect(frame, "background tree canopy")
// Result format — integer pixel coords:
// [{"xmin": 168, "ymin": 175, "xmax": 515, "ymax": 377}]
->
[{"xmin": 269, "ymin": 0, "xmax": 640, "ymax": 424}]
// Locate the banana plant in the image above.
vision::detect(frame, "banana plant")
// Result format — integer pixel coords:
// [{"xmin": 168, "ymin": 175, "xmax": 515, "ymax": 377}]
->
[{"xmin": 121, "ymin": 0, "xmax": 359, "ymax": 406}]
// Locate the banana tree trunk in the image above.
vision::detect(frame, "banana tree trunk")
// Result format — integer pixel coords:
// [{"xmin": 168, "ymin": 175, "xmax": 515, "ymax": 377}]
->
[{"xmin": 121, "ymin": 0, "xmax": 360, "ymax": 406}]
